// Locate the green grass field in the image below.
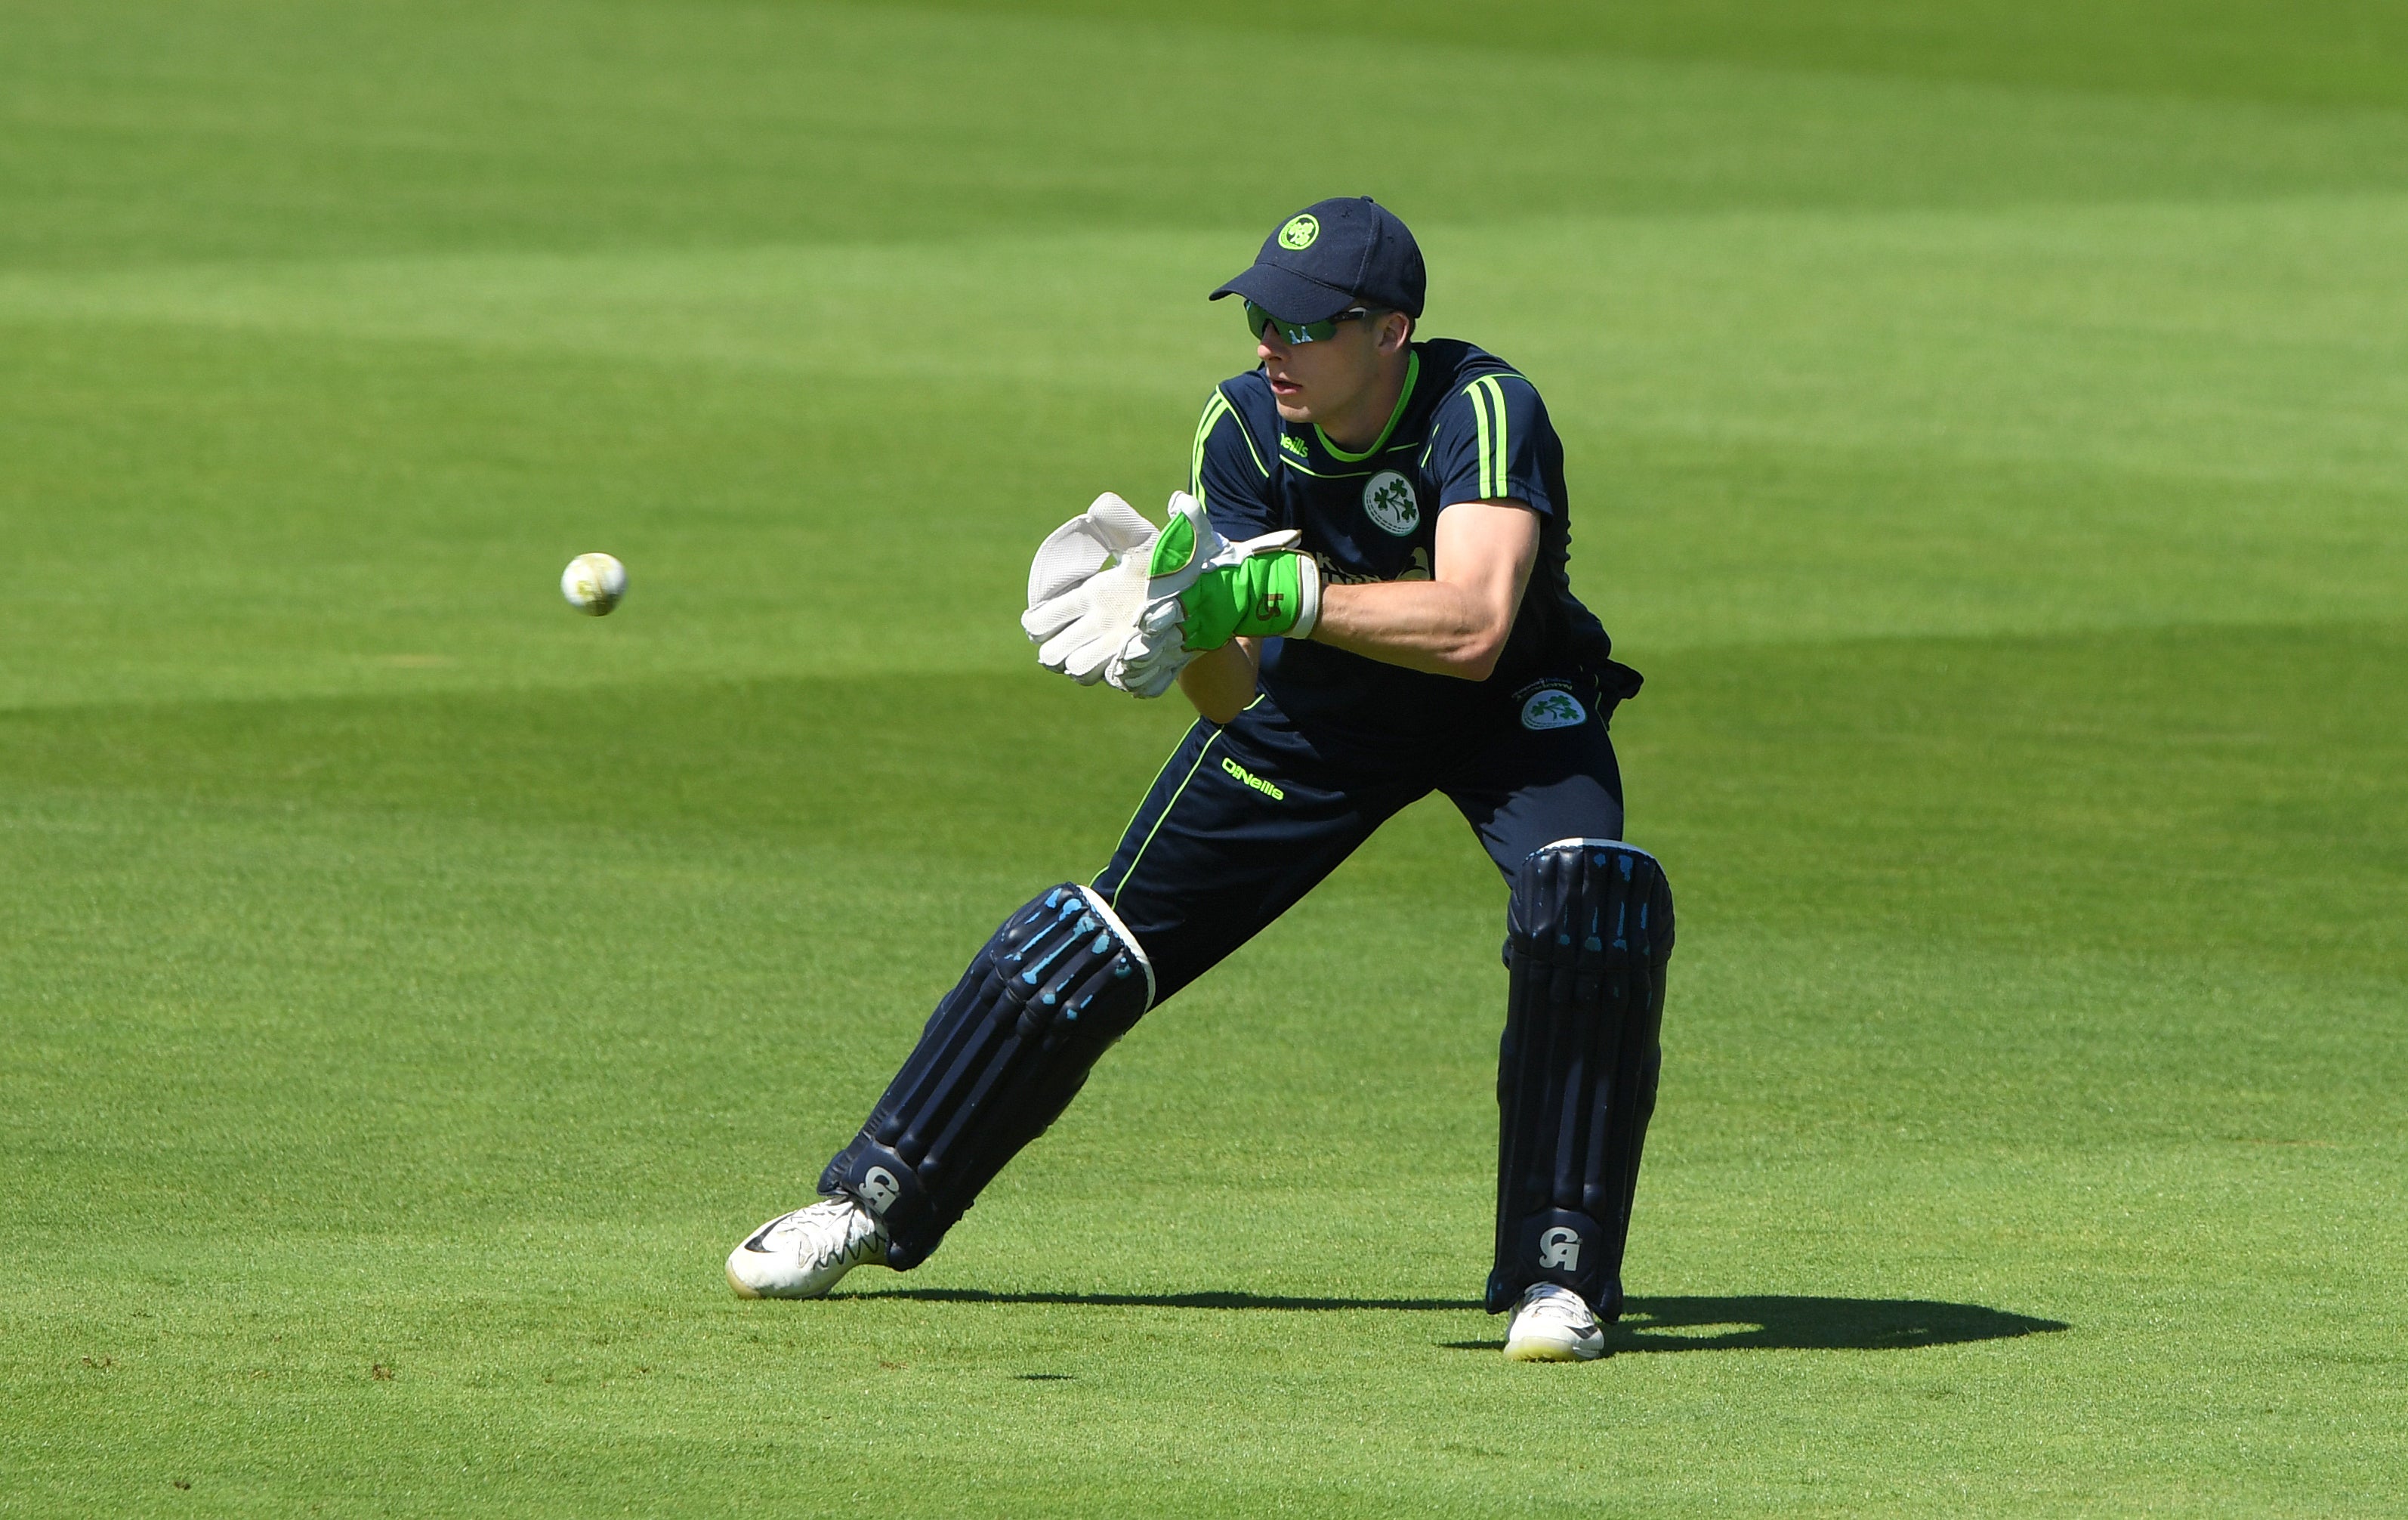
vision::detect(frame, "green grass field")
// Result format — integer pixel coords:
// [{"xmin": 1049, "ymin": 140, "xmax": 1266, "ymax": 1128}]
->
[{"xmin": 5, "ymin": 2, "xmax": 2406, "ymax": 1513}]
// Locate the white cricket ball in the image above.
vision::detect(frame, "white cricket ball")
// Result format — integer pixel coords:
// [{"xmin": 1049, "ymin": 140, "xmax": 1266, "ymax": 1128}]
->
[{"xmin": 560, "ymin": 552, "xmax": 627, "ymax": 616}]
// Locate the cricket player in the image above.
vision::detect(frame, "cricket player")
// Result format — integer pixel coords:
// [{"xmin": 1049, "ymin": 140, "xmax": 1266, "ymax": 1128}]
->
[{"xmin": 728, "ymin": 199, "xmax": 1674, "ymax": 1361}]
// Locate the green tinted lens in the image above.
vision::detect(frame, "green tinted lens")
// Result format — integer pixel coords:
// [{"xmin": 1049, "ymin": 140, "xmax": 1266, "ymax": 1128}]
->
[{"xmin": 1244, "ymin": 300, "xmax": 1341, "ymax": 344}]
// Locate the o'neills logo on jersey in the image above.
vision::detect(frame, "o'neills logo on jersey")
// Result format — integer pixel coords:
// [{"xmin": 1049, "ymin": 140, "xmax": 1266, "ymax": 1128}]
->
[
  {"xmin": 1520, "ymin": 687, "xmax": 1587, "ymax": 731},
  {"xmin": 1363, "ymin": 471, "xmax": 1419, "ymax": 536}
]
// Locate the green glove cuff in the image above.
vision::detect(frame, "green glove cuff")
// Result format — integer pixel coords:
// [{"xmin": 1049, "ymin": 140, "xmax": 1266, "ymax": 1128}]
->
[{"xmin": 1178, "ymin": 551, "xmax": 1313, "ymax": 652}]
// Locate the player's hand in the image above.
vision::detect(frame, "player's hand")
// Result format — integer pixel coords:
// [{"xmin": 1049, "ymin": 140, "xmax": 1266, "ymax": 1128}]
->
[
  {"xmin": 1020, "ymin": 493, "xmax": 1160, "ymax": 685},
  {"xmin": 1107, "ymin": 493, "xmax": 1320, "ymax": 699}
]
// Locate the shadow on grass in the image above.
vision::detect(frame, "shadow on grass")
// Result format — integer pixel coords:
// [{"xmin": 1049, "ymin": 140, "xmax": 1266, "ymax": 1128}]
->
[
  {"xmin": 836, "ymin": 1288, "xmax": 2065, "ymax": 1352},
  {"xmin": 839, "ymin": 1287, "xmax": 1480, "ymax": 1312},
  {"xmin": 1446, "ymin": 1296, "xmax": 2068, "ymax": 1354}
]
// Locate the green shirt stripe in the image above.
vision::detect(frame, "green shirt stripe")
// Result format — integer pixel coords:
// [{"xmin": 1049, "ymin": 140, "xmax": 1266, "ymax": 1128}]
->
[
  {"xmin": 1190, "ymin": 389, "xmax": 1267, "ymax": 510},
  {"xmin": 1467, "ymin": 378, "xmax": 1496, "ymax": 499},
  {"xmin": 1190, "ymin": 394, "xmax": 1224, "ymax": 500},
  {"xmin": 1457, "ymin": 372, "xmax": 1527, "ymax": 502},
  {"xmin": 1477, "ymin": 375, "xmax": 1510, "ymax": 500}
]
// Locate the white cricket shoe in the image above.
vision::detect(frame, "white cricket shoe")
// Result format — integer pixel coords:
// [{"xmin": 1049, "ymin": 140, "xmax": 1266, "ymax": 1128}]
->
[
  {"xmin": 1503, "ymin": 1284, "xmax": 1607, "ymax": 1362},
  {"xmin": 725, "ymin": 1196, "xmax": 889, "ymax": 1299}
]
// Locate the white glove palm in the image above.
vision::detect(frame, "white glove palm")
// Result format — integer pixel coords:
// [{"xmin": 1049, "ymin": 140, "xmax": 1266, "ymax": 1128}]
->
[{"xmin": 1020, "ymin": 493, "xmax": 1160, "ymax": 685}]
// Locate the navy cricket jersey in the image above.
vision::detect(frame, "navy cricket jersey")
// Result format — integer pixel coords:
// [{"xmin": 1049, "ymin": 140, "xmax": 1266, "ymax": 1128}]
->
[{"xmin": 1188, "ymin": 338, "xmax": 1634, "ymax": 746}]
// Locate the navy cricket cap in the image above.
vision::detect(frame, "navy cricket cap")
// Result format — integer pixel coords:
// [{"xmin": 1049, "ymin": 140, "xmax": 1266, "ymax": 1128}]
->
[{"xmin": 1209, "ymin": 197, "xmax": 1425, "ymax": 323}]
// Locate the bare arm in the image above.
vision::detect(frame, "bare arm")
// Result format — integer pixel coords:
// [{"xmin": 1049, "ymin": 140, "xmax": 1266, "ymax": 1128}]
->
[
  {"xmin": 1308, "ymin": 501, "xmax": 1541, "ymax": 681},
  {"xmin": 1178, "ymin": 637, "xmax": 1261, "ymax": 724}
]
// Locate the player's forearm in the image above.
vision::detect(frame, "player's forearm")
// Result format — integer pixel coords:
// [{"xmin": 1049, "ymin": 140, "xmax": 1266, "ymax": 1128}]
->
[
  {"xmin": 1178, "ymin": 638, "xmax": 1261, "ymax": 724},
  {"xmin": 1309, "ymin": 581, "xmax": 1513, "ymax": 680}
]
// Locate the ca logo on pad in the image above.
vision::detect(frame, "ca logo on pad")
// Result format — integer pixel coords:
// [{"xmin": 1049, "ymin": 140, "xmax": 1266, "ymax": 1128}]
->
[
  {"xmin": 1363, "ymin": 471, "xmax": 1419, "ymax": 536},
  {"xmin": 858, "ymin": 1166, "xmax": 902, "ymax": 1214},
  {"xmin": 1538, "ymin": 1226, "xmax": 1582, "ymax": 1271}
]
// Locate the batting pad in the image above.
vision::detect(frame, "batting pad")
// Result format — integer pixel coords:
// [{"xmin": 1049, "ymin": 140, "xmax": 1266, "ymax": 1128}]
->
[
  {"xmin": 1487, "ymin": 839, "xmax": 1675, "ymax": 1318},
  {"xmin": 820, "ymin": 885, "xmax": 1155, "ymax": 1271}
]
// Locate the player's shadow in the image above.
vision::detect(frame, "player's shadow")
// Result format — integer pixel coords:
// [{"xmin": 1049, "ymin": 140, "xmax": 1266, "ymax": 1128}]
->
[
  {"xmin": 1442, "ymin": 1296, "xmax": 2067, "ymax": 1354},
  {"xmin": 843, "ymin": 1287, "xmax": 1481, "ymax": 1312},
  {"xmin": 841, "ymin": 1288, "xmax": 2064, "ymax": 1351}
]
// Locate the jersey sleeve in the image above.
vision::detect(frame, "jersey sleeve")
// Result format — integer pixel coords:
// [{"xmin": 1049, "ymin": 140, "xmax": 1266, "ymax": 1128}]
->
[
  {"xmin": 1189, "ymin": 386, "xmax": 1278, "ymax": 539},
  {"xmin": 1427, "ymin": 372, "xmax": 1555, "ymax": 515}
]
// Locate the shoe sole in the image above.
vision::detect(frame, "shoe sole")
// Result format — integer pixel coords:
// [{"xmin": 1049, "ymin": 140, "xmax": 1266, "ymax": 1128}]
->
[
  {"xmin": 725, "ymin": 1253, "xmax": 847, "ymax": 1300},
  {"xmin": 1504, "ymin": 1333, "xmax": 1606, "ymax": 1362}
]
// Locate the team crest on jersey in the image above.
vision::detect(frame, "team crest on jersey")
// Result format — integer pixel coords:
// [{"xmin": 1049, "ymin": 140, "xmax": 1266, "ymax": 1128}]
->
[
  {"xmin": 1520, "ymin": 687, "xmax": 1587, "ymax": 731},
  {"xmin": 1363, "ymin": 471, "xmax": 1419, "ymax": 536}
]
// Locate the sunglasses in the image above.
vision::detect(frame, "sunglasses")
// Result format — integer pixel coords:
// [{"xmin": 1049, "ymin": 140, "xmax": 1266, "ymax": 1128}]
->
[{"xmin": 1245, "ymin": 300, "xmax": 1375, "ymax": 344}]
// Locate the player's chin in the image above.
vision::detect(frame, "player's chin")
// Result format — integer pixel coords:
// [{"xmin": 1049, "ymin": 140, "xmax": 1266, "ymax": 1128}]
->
[{"xmin": 1269, "ymin": 390, "xmax": 1314, "ymax": 423}]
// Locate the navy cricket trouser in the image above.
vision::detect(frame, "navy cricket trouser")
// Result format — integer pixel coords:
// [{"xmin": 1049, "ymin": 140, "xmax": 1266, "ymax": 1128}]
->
[{"xmin": 1091, "ymin": 669, "xmax": 1628, "ymax": 1004}]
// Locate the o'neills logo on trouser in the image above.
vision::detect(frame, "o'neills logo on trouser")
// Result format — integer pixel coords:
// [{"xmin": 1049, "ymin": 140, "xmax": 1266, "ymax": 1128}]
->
[{"xmin": 1220, "ymin": 756, "xmax": 1286, "ymax": 801}]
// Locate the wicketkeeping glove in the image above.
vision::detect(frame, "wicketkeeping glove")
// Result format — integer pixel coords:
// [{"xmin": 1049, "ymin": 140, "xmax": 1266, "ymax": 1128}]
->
[
  {"xmin": 1020, "ymin": 493, "xmax": 1161, "ymax": 685},
  {"xmin": 1106, "ymin": 493, "xmax": 1321, "ymax": 700}
]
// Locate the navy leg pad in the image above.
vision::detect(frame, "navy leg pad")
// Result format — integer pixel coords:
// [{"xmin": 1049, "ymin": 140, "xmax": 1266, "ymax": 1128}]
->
[
  {"xmin": 1487, "ymin": 839, "xmax": 1675, "ymax": 1318},
  {"xmin": 821, "ymin": 884, "xmax": 1155, "ymax": 1270}
]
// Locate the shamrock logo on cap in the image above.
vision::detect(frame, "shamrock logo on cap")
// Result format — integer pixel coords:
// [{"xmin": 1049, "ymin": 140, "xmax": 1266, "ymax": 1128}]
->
[{"xmin": 1278, "ymin": 215, "xmax": 1320, "ymax": 250}]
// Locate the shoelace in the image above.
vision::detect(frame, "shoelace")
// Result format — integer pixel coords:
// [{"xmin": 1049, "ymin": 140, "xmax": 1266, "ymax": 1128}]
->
[
  {"xmin": 1519, "ymin": 1289, "xmax": 1596, "ymax": 1332},
  {"xmin": 790, "ymin": 1200, "xmax": 886, "ymax": 1268}
]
